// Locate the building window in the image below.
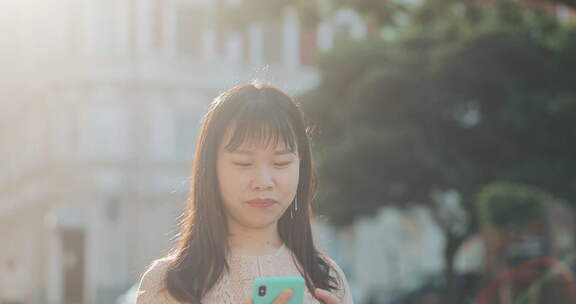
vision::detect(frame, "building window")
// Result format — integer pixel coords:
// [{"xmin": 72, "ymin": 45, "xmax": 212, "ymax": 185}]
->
[
  {"xmin": 147, "ymin": 96, "xmax": 174, "ymax": 158},
  {"xmin": 173, "ymin": 111, "xmax": 198, "ymax": 159},
  {"xmin": 152, "ymin": 0, "xmax": 166, "ymax": 49},
  {"xmin": 300, "ymin": 26, "xmax": 317, "ymax": 66},
  {"xmin": 262, "ymin": 21, "xmax": 283, "ymax": 64},
  {"xmin": 82, "ymin": 101, "xmax": 129, "ymax": 157},
  {"xmin": 176, "ymin": 5, "xmax": 205, "ymax": 57}
]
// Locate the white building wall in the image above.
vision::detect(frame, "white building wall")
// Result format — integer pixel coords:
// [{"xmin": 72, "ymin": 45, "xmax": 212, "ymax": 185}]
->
[
  {"xmin": 164, "ymin": 0, "xmax": 178, "ymax": 57},
  {"xmin": 317, "ymin": 21, "xmax": 334, "ymax": 52},
  {"xmin": 202, "ymin": 28, "xmax": 218, "ymax": 61},
  {"xmin": 80, "ymin": 88, "xmax": 130, "ymax": 158},
  {"xmin": 148, "ymin": 94, "xmax": 176, "ymax": 159},
  {"xmin": 333, "ymin": 7, "xmax": 367, "ymax": 40},
  {"xmin": 346, "ymin": 207, "xmax": 444, "ymax": 303},
  {"xmin": 248, "ymin": 23, "xmax": 264, "ymax": 66},
  {"xmin": 45, "ymin": 226, "xmax": 64, "ymax": 304},
  {"xmin": 0, "ymin": 1, "xmax": 344, "ymax": 303},
  {"xmin": 314, "ymin": 206, "xmax": 447, "ymax": 304},
  {"xmin": 136, "ymin": 0, "xmax": 154, "ymax": 56},
  {"xmin": 283, "ymin": 6, "xmax": 300, "ymax": 70},
  {"xmin": 226, "ymin": 30, "xmax": 243, "ymax": 65}
]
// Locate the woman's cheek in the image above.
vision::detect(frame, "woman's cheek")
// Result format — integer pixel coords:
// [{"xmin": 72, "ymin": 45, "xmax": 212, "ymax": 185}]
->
[
  {"xmin": 283, "ymin": 165, "xmax": 300, "ymax": 190},
  {"xmin": 227, "ymin": 170, "xmax": 248, "ymax": 188},
  {"xmin": 220, "ymin": 167, "xmax": 239, "ymax": 191}
]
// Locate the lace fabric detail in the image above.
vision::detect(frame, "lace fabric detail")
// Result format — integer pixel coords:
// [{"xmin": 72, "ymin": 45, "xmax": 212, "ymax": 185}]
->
[
  {"xmin": 137, "ymin": 244, "xmax": 353, "ymax": 304},
  {"xmin": 203, "ymin": 244, "xmax": 322, "ymax": 304}
]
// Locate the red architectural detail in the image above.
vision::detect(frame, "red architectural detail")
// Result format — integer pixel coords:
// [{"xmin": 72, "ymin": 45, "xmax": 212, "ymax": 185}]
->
[
  {"xmin": 299, "ymin": 26, "xmax": 318, "ymax": 66},
  {"xmin": 474, "ymin": 257, "xmax": 576, "ymax": 304}
]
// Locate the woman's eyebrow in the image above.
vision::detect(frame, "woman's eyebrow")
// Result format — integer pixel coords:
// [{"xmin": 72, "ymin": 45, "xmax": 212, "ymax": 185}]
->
[{"xmin": 225, "ymin": 148, "xmax": 296, "ymax": 155}]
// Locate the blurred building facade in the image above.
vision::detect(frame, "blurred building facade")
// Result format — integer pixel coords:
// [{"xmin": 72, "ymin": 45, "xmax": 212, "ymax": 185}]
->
[{"xmin": 0, "ymin": 0, "xmax": 368, "ymax": 303}]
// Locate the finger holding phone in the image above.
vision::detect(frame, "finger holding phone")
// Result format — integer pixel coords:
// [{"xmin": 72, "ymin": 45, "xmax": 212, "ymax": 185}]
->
[
  {"xmin": 313, "ymin": 288, "xmax": 342, "ymax": 304},
  {"xmin": 243, "ymin": 288, "xmax": 294, "ymax": 304},
  {"xmin": 244, "ymin": 276, "xmax": 343, "ymax": 304},
  {"xmin": 244, "ymin": 288, "xmax": 343, "ymax": 304},
  {"xmin": 248, "ymin": 276, "xmax": 303, "ymax": 304}
]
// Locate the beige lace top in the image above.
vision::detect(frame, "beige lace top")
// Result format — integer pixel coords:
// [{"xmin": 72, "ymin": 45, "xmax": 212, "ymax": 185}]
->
[{"xmin": 136, "ymin": 244, "xmax": 353, "ymax": 304}]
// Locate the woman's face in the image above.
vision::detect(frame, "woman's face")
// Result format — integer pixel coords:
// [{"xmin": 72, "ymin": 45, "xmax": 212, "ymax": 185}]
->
[{"xmin": 217, "ymin": 125, "xmax": 300, "ymax": 231}]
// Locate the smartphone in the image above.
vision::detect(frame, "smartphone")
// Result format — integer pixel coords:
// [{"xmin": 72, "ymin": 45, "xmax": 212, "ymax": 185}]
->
[{"xmin": 252, "ymin": 276, "xmax": 305, "ymax": 304}]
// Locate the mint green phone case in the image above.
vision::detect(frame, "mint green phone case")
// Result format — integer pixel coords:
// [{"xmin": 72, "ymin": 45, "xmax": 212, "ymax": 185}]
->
[{"xmin": 252, "ymin": 276, "xmax": 305, "ymax": 304}]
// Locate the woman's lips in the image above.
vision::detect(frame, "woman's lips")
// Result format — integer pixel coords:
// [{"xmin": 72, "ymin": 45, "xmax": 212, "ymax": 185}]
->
[{"xmin": 245, "ymin": 199, "xmax": 278, "ymax": 208}]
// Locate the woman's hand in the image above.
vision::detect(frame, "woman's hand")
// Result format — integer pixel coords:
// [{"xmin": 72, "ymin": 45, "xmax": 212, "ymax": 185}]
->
[
  {"xmin": 243, "ymin": 288, "xmax": 294, "ymax": 304},
  {"xmin": 314, "ymin": 288, "xmax": 342, "ymax": 304}
]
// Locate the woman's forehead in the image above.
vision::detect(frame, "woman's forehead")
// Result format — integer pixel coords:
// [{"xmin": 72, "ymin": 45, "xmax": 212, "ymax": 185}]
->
[
  {"xmin": 221, "ymin": 136, "xmax": 295, "ymax": 153},
  {"xmin": 220, "ymin": 123, "xmax": 297, "ymax": 153}
]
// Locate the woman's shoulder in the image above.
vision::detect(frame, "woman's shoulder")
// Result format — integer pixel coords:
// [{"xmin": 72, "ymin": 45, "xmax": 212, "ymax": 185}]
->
[
  {"xmin": 320, "ymin": 254, "xmax": 355, "ymax": 304},
  {"xmin": 319, "ymin": 254, "xmax": 346, "ymax": 281},
  {"xmin": 137, "ymin": 256, "xmax": 178, "ymax": 304}
]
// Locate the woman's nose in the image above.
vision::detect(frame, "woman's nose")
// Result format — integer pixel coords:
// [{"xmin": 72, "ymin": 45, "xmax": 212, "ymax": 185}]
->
[{"xmin": 252, "ymin": 166, "xmax": 274, "ymax": 190}]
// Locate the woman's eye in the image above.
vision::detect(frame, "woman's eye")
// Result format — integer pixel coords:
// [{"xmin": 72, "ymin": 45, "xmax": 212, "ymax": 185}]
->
[
  {"xmin": 233, "ymin": 162, "xmax": 252, "ymax": 167},
  {"xmin": 275, "ymin": 162, "xmax": 292, "ymax": 167}
]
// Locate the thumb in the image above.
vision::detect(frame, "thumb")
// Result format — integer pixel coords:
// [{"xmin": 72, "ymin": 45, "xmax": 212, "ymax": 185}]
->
[{"xmin": 243, "ymin": 299, "xmax": 253, "ymax": 304}]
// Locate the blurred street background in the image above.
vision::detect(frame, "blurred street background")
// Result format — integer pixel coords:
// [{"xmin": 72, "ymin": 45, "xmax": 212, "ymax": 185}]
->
[{"xmin": 1, "ymin": 0, "xmax": 576, "ymax": 303}]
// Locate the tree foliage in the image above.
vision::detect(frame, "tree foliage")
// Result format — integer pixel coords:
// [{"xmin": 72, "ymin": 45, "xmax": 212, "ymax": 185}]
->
[
  {"xmin": 476, "ymin": 182, "xmax": 548, "ymax": 229},
  {"xmin": 301, "ymin": 0, "xmax": 576, "ymax": 227},
  {"xmin": 298, "ymin": 1, "xmax": 576, "ymax": 303}
]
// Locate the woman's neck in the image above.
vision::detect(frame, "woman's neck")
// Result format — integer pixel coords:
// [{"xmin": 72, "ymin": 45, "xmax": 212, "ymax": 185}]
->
[{"xmin": 227, "ymin": 221, "xmax": 284, "ymax": 256}]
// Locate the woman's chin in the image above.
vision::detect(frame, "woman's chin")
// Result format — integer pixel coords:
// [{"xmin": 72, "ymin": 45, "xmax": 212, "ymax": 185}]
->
[{"xmin": 242, "ymin": 217, "xmax": 281, "ymax": 230}]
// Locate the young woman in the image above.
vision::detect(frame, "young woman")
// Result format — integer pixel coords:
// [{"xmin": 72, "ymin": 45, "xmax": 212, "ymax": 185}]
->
[{"xmin": 136, "ymin": 83, "xmax": 353, "ymax": 304}]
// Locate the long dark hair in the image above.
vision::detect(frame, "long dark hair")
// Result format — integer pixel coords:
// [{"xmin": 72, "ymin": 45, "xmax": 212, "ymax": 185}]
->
[{"xmin": 162, "ymin": 82, "xmax": 341, "ymax": 303}]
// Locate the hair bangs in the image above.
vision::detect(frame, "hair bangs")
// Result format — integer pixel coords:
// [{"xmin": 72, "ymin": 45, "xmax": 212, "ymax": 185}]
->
[{"xmin": 223, "ymin": 114, "xmax": 298, "ymax": 154}]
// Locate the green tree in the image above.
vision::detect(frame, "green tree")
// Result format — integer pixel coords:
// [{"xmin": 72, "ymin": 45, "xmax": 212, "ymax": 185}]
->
[
  {"xmin": 476, "ymin": 183, "xmax": 548, "ymax": 230},
  {"xmin": 300, "ymin": 1, "xmax": 576, "ymax": 303}
]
